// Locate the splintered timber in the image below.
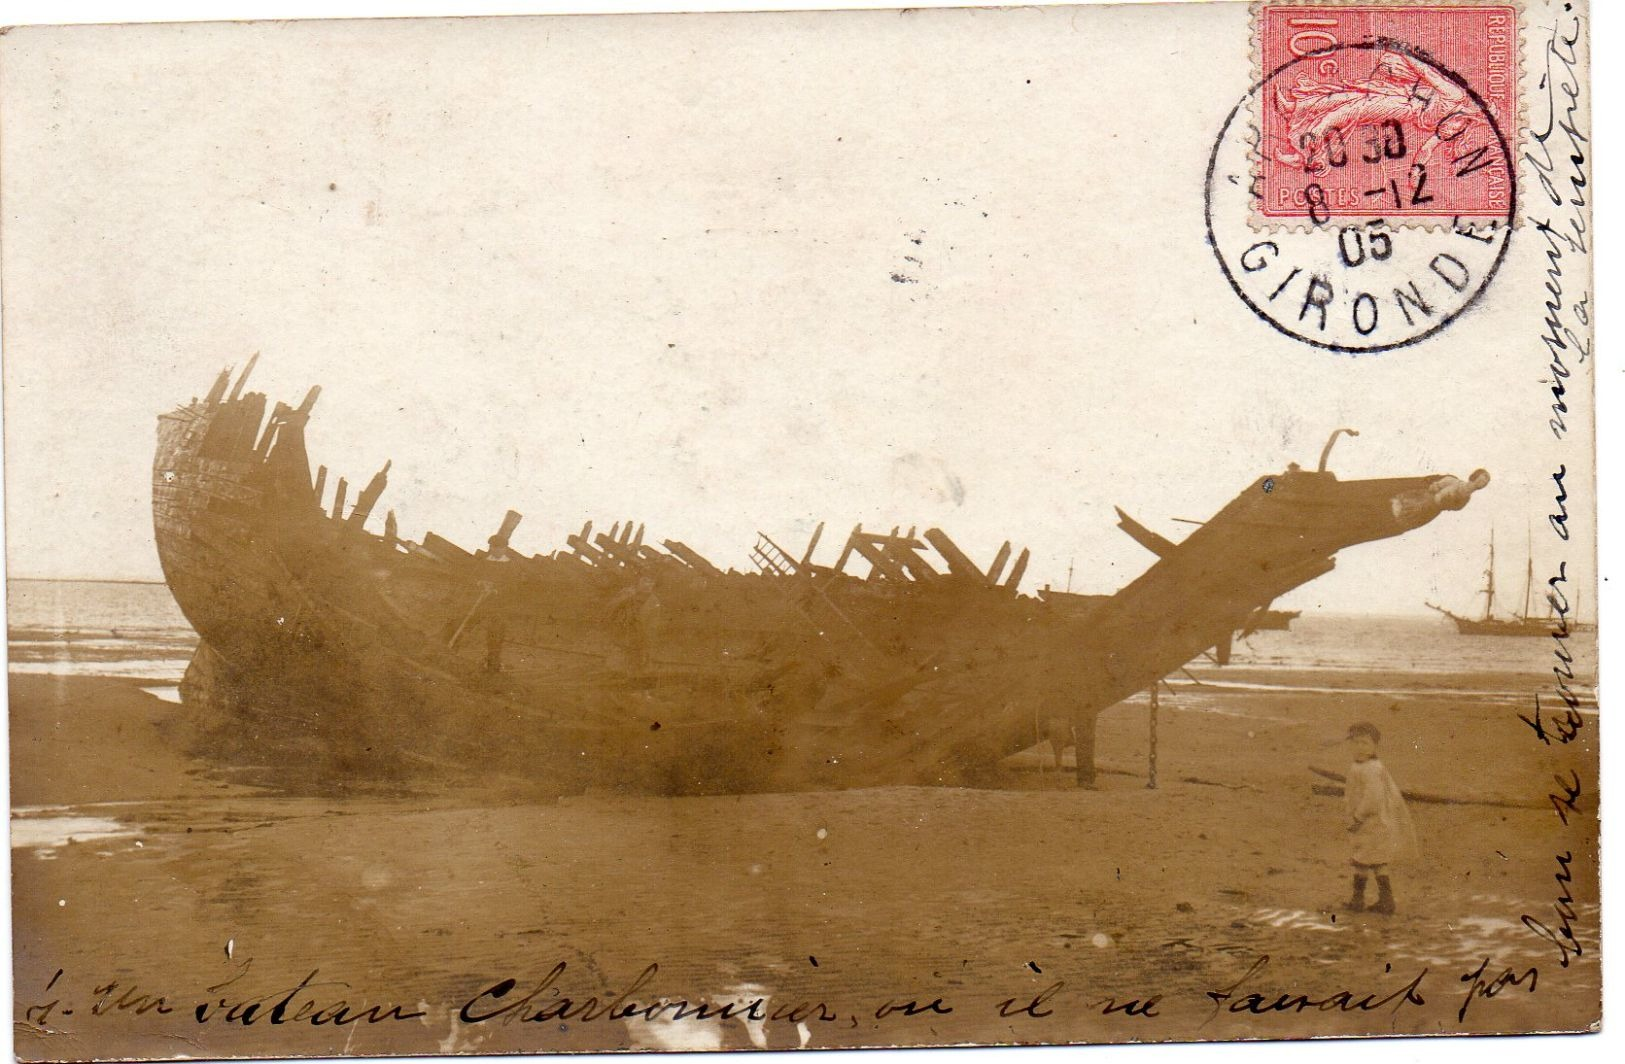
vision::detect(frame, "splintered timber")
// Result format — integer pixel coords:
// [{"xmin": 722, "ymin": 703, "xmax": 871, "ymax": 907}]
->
[{"xmin": 153, "ymin": 359, "xmax": 1490, "ymax": 794}]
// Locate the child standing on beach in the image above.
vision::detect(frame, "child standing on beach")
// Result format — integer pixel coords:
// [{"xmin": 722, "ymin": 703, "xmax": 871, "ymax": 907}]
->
[{"xmin": 1343, "ymin": 722, "xmax": 1417, "ymax": 915}]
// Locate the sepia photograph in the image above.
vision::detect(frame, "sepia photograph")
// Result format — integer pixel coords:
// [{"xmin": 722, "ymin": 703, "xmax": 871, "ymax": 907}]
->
[{"xmin": 2, "ymin": 0, "xmax": 1602, "ymax": 1059}]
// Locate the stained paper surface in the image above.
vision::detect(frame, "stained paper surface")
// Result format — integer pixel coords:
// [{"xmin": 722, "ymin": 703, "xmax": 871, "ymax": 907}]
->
[{"xmin": 1, "ymin": 2, "xmax": 1599, "ymax": 1058}]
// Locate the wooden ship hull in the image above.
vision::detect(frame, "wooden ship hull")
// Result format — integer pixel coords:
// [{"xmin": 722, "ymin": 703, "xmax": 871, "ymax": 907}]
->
[
  {"xmin": 1427, "ymin": 609, "xmax": 1591, "ymax": 638},
  {"xmin": 1444, "ymin": 614, "xmax": 1554, "ymax": 637},
  {"xmin": 154, "ymin": 361, "xmax": 1491, "ymax": 794}
]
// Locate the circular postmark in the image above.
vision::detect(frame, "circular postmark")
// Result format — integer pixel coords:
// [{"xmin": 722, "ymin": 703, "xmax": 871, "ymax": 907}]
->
[{"xmin": 1206, "ymin": 41, "xmax": 1515, "ymax": 353}]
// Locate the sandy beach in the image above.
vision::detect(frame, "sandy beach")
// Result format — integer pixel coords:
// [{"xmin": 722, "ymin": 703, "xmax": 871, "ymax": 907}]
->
[{"xmin": 9, "ymin": 650, "xmax": 1600, "ymax": 1059}]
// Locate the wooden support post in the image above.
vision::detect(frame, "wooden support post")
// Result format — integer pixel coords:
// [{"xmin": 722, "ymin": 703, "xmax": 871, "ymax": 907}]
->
[
  {"xmin": 798, "ymin": 521, "xmax": 826, "ymax": 570},
  {"xmin": 1003, "ymin": 547, "xmax": 1031, "ymax": 592},
  {"xmin": 347, "ymin": 460, "xmax": 392, "ymax": 529},
  {"xmin": 254, "ymin": 402, "xmax": 288, "ymax": 457},
  {"xmin": 832, "ymin": 524, "xmax": 864, "ymax": 574},
  {"xmin": 1073, "ymin": 712, "xmax": 1097, "ymax": 789},
  {"xmin": 662, "ymin": 540, "xmax": 724, "ymax": 579},
  {"xmin": 1147, "ymin": 685, "xmax": 1160, "ymax": 790},
  {"xmin": 850, "ymin": 537, "xmax": 911, "ymax": 582},
  {"xmin": 204, "ymin": 367, "xmax": 231, "ymax": 406},
  {"xmin": 489, "ymin": 509, "xmax": 522, "ymax": 553},
  {"xmin": 986, "ymin": 541, "xmax": 1013, "ymax": 584},
  {"xmin": 227, "ymin": 352, "xmax": 259, "ymax": 402},
  {"xmin": 923, "ymin": 528, "xmax": 992, "ymax": 584}
]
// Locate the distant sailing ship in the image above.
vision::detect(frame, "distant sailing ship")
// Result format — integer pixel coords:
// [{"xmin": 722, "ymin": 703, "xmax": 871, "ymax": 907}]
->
[{"xmin": 1426, "ymin": 531, "xmax": 1593, "ymax": 637}]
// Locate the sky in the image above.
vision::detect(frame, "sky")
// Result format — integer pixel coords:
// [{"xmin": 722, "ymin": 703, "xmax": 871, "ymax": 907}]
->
[{"xmin": 0, "ymin": 2, "xmax": 1596, "ymax": 616}]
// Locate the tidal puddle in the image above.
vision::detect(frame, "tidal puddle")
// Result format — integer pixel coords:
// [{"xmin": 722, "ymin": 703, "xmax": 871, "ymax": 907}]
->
[
  {"xmin": 10, "ymin": 812, "xmax": 143, "ymax": 856},
  {"xmin": 1250, "ymin": 907, "xmax": 1348, "ymax": 933}
]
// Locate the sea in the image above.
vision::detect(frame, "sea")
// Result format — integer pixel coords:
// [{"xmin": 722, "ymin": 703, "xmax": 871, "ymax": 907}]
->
[
  {"xmin": 2, "ymin": 577, "xmax": 1597, "ymax": 690},
  {"xmin": 6, "ymin": 579, "xmax": 198, "ymax": 684}
]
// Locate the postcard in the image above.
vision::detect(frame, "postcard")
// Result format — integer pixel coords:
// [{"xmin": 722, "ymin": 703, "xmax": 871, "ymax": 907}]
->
[{"xmin": 2, "ymin": 1, "xmax": 1599, "ymax": 1058}]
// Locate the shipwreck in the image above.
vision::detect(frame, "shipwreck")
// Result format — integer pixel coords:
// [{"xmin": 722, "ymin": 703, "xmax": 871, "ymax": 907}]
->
[{"xmin": 154, "ymin": 359, "xmax": 1489, "ymax": 794}]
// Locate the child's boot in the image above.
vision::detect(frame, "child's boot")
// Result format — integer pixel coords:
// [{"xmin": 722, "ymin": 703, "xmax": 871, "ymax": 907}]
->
[
  {"xmin": 1346, "ymin": 873, "xmax": 1368, "ymax": 912},
  {"xmin": 1372, "ymin": 875, "xmax": 1396, "ymax": 915}
]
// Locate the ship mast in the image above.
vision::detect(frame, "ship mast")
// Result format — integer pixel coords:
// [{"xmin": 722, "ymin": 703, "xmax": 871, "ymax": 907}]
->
[{"xmin": 1481, "ymin": 529, "xmax": 1497, "ymax": 622}]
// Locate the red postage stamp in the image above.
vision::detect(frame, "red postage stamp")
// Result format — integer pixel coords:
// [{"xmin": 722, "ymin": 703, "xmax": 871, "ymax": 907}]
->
[{"xmin": 1254, "ymin": 3, "xmax": 1519, "ymax": 225}]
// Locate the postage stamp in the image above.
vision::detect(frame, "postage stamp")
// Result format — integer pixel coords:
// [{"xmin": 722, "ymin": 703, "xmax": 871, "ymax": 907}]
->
[
  {"xmin": 1253, "ymin": 2, "xmax": 1520, "ymax": 226},
  {"xmin": 1210, "ymin": 4, "xmax": 1523, "ymax": 351}
]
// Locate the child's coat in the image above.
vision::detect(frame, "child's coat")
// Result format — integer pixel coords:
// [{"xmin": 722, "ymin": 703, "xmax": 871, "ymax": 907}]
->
[{"xmin": 1346, "ymin": 757, "xmax": 1418, "ymax": 866}]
